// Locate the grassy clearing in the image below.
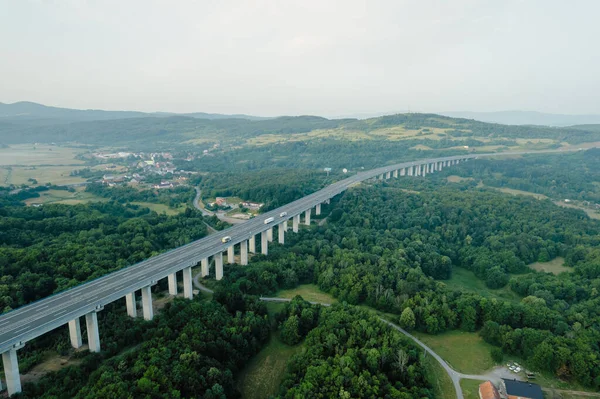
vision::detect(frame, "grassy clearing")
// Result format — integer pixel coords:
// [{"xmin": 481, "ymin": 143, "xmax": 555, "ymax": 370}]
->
[
  {"xmin": 528, "ymin": 257, "xmax": 571, "ymax": 275},
  {"xmin": 491, "ymin": 187, "xmax": 548, "ymax": 200},
  {"xmin": 447, "ymin": 175, "xmax": 474, "ymax": 183},
  {"xmin": 411, "ymin": 144, "xmax": 433, "ymax": 150},
  {"xmin": 24, "ymin": 188, "xmax": 105, "ymax": 205},
  {"xmin": 413, "ymin": 330, "xmax": 496, "ymax": 374},
  {"xmin": 130, "ymin": 202, "xmax": 186, "ymax": 215},
  {"xmin": 422, "ymin": 355, "xmax": 457, "ymax": 399},
  {"xmin": 460, "ymin": 379, "xmax": 483, "ymax": 399},
  {"xmin": 2, "ymin": 166, "xmax": 88, "ymax": 186},
  {"xmin": 0, "ymin": 144, "xmax": 85, "ymax": 166},
  {"xmin": 442, "ymin": 267, "xmax": 522, "ymax": 303},
  {"xmin": 20, "ymin": 350, "xmax": 82, "ymax": 384},
  {"xmin": 237, "ymin": 302, "xmax": 302, "ymax": 399},
  {"xmin": 276, "ymin": 284, "xmax": 337, "ymax": 304},
  {"xmin": 236, "ymin": 332, "xmax": 303, "ymax": 399}
]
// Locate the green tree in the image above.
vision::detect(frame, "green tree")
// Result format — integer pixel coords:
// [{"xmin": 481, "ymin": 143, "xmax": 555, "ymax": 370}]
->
[{"xmin": 399, "ymin": 307, "xmax": 416, "ymax": 330}]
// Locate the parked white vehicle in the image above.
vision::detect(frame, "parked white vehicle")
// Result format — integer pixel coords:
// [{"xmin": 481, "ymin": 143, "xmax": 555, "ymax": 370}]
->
[
  {"xmin": 264, "ymin": 217, "xmax": 275, "ymax": 224},
  {"xmin": 221, "ymin": 236, "xmax": 231, "ymax": 243},
  {"xmin": 279, "ymin": 212, "xmax": 287, "ymax": 217}
]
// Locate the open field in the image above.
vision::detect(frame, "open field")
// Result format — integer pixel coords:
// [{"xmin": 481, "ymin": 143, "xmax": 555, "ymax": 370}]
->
[
  {"xmin": 422, "ymin": 355, "xmax": 457, "ymax": 399},
  {"xmin": 447, "ymin": 175, "xmax": 474, "ymax": 183},
  {"xmin": 0, "ymin": 168, "xmax": 9, "ymax": 185},
  {"xmin": 492, "ymin": 187, "xmax": 548, "ymax": 200},
  {"xmin": 528, "ymin": 257, "xmax": 571, "ymax": 275},
  {"xmin": 460, "ymin": 379, "xmax": 482, "ymax": 399},
  {"xmin": 0, "ymin": 144, "xmax": 85, "ymax": 166},
  {"xmin": 442, "ymin": 267, "xmax": 522, "ymax": 303},
  {"xmin": 24, "ymin": 188, "xmax": 106, "ymax": 205},
  {"xmin": 20, "ymin": 351, "xmax": 82, "ymax": 384},
  {"xmin": 413, "ymin": 330, "xmax": 496, "ymax": 374},
  {"xmin": 1, "ymin": 166, "xmax": 88, "ymax": 186},
  {"xmin": 130, "ymin": 202, "xmax": 187, "ymax": 215},
  {"xmin": 276, "ymin": 284, "xmax": 337, "ymax": 304}
]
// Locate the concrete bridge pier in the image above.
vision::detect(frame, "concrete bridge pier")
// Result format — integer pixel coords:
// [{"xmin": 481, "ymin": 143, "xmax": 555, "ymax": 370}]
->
[
  {"xmin": 315, "ymin": 203, "xmax": 321, "ymax": 215},
  {"xmin": 2, "ymin": 347, "xmax": 22, "ymax": 396},
  {"xmin": 422, "ymin": 165, "xmax": 427, "ymax": 176},
  {"xmin": 261, "ymin": 231, "xmax": 269, "ymax": 255},
  {"xmin": 141, "ymin": 286, "xmax": 154, "ymax": 321},
  {"xmin": 85, "ymin": 311, "xmax": 101, "ymax": 352},
  {"xmin": 240, "ymin": 240, "xmax": 248, "ymax": 265},
  {"xmin": 215, "ymin": 252, "xmax": 223, "ymax": 280},
  {"xmin": 227, "ymin": 245, "xmax": 235, "ymax": 264},
  {"xmin": 293, "ymin": 214, "xmax": 300, "ymax": 232},
  {"xmin": 267, "ymin": 227, "xmax": 273, "ymax": 242},
  {"xmin": 201, "ymin": 257, "xmax": 209, "ymax": 277},
  {"xmin": 304, "ymin": 209, "xmax": 311, "ymax": 226},
  {"xmin": 386, "ymin": 171, "xmax": 391, "ymax": 179},
  {"xmin": 183, "ymin": 267, "xmax": 193, "ymax": 299},
  {"xmin": 168, "ymin": 273, "xmax": 177, "ymax": 296},
  {"xmin": 407, "ymin": 166, "xmax": 413, "ymax": 176},
  {"xmin": 249, "ymin": 235, "xmax": 256, "ymax": 253},
  {"xmin": 278, "ymin": 222, "xmax": 285, "ymax": 244},
  {"xmin": 68, "ymin": 318, "xmax": 83, "ymax": 349},
  {"xmin": 283, "ymin": 219, "xmax": 289, "ymax": 231},
  {"xmin": 393, "ymin": 169, "xmax": 398, "ymax": 178},
  {"xmin": 125, "ymin": 292, "xmax": 137, "ymax": 318}
]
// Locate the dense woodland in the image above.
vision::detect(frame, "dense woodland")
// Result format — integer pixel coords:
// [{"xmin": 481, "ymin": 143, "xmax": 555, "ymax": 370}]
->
[
  {"xmin": 85, "ymin": 183, "xmax": 196, "ymax": 208},
  {"xmin": 17, "ymin": 295, "xmax": 270, "ymax": 399},
  {"xmin": 176, "ymin": 139, "xmax": 469, "ymax": 172},
  {"xmin": 193, "ymin": 169, "xmax": 338, "ymax": 211},
  {"xmin": 449, "ymin": 149, "xmax": 600, "ymax": 203},
  {"xmin": 0, "ymin": 202, "xmax": 208, "ymax": 312},
  {"xmin": 218, "ymin": 179, "xmax": 600, "ymax": 388},
  {"xmin": 274, "ymin": 298, "xmax": 432, "ymax": 398}
]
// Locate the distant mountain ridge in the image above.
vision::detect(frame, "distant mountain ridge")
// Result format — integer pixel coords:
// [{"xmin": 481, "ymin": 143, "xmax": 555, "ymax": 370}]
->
[
  {"xmin": 0, "ymin": 101, "xmax": 269, "ymax": 123},
  {"xmin": 440, "ymin": 110, "xmax": 600, "ymax": 127}
]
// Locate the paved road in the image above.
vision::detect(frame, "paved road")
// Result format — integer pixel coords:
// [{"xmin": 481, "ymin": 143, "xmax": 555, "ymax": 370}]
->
[
  {"xmin": 0, "ymin": 149, "xmax": 582, "ymax": 355},
  {"xmin": 193, "ymin": 188, "xmax": 217, "ymax": 234}
]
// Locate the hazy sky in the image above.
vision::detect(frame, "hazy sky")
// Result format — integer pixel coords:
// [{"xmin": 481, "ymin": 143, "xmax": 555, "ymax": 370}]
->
[{"xmin": 2, "ymin": 0, "xmax": 599, "ymax": 116}]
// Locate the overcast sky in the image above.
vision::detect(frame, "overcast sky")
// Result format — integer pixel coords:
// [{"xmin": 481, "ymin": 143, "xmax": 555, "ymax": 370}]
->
[{"xmin": 2, "ymin": 0, "xmax": 599, "ymax": 117}]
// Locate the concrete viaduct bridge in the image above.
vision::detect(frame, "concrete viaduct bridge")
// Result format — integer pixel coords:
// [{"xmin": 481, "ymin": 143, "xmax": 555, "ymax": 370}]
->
[{"xmin": 0, "ymin": 150, "xmax": 573, "ymax": 395}]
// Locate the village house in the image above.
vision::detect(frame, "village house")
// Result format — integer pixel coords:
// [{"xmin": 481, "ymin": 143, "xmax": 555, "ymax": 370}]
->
[{"xmin": 478, "ymin": 381, "xmax": 500, "ymax": 399}]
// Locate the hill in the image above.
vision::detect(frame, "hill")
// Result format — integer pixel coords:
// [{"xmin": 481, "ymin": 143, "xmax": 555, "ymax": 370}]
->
[
  {"xmin": 1, "ymin": 107, "xmax": 600, "ymax": 148},
  {"xmin": 441, "ymin": 110, "xmax": 600, "ymax": 127},
  {"xmin": 0, "ymin": 101, "xmax": 267, "ymax": 124}
]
